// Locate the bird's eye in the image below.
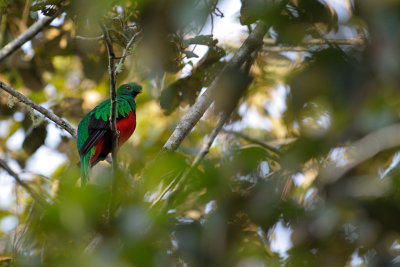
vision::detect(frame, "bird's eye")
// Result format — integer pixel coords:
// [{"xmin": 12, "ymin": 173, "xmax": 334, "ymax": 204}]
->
[{"xmin": 126, "ymin": 86, "xmax": 131, "ymax": 90}]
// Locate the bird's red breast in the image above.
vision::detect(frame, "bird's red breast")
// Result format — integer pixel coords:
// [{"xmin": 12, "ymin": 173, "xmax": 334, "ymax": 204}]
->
[{"xmin": 90, "ymin": 111, "xmax": 136, "ymax": 164}]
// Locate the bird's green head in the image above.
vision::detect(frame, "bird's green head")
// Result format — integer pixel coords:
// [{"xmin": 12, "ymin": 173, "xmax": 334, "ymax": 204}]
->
[{"xmin": 117, "ymin": 82, "xmax": 142, "ymax": 98}]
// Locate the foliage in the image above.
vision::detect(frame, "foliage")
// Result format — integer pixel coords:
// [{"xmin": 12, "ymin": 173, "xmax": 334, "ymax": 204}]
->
[{"xmin": 1, "ymin": 0, "xmax": 400, "ymax": 266}]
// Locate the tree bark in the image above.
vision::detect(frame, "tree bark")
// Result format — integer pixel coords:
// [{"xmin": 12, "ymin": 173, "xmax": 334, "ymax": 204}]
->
[
  {"xmin": 0, "ymin": 81, "xmax": 77, "ymax": 138},
  {"xmin": 162, "ymin": 22, "xmax": 268, "ymax": 152},
  {"xmin": 0, "ymin": 10, "xmax": 61, "ymax": 62}
]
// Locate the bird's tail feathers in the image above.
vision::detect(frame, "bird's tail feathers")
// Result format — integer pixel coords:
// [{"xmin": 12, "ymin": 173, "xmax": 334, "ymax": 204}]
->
[{"xmin": 80, "ymin": 155, "xmax": 89, "ymax": 187}]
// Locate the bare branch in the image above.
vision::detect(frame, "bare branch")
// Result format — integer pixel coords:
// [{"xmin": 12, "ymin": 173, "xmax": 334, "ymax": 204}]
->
[
  {"xmin": 101, "ymin": 25, "xmax": 119, "ymax": 168},
  {"xmin": 0, "ymin": 81, "xmax": 77, "ymax": 138},
  {"xmin": 192, "ymin": 112, "xmax": 230, "ymax": 166},
  {"xmin": 0, "ymin": 9, "xmax": 62, "ymax": 62},
  {"xmin": 162, "ymin": 21, "xmax": 269, "ymax": 152},
  {"xmin": 0, "ymin": 158, "xmax": 45, "ymax": 206},
  {"xmin": 101, "ymin": 24, "xmax": 119, "ymax": 221}
]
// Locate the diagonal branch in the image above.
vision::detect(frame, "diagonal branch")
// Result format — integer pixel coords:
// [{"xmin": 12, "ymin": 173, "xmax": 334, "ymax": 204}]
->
[
  {"xmin": 154, "ymin": 112, "xmax": 232, "ymax": 210},
  {"xmin": 0, "ymin": 158, "xmax": 45, "ymax": 206},
  {"xmin": 75, "ymin": 35, "xmax": 104, "ymax": 41},
  {"xmin": 162, "ymin": 21, "xmax": 269, "ymax": 152},
  {"xmin": 117, "ymin": 30, "xmax": 142, "ymax": 69},
  {"xmin": 156, "ymin": 53, "xmax": 256, "ymax": 209},
  {"xmin": 0, "ymin": 9, "xmax": 62, "ymax": 62},
  {"xmin": 0, "ymin": 81, "xmax": 77, "ymax": 138},
  {"xmin": 222, "ymin": 129, "xmax": 282, "ymax": 154}
]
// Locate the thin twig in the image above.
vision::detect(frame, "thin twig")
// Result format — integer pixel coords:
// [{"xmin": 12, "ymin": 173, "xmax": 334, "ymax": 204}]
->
[
  {"xmin": 0, "ymin": 9, "xmax": 61, "ymax": 62},
  {"xmin": 13, "ymin": 200, "xmax": 36, "ymax": 254},
  {"xmin": 83, "ymin": 234, "xmax": 103, "ymax": 254},
  {"xmin": 155, "ymin": 112, "xmax": 231, "ymax": 210},
  {"xmin": 222, "ymin": 129, "xmax": 282, "ymax": 154},
  {"xmin": 0, "ymin": 81, "xmax": 77, "ymax": 138},
  {"xmin": 0, "ymin": 158, "xmax": 45, "ymax": 206},
  {"xmin": 149, "ymin": 170, "xmax": 184, "ymax": 209},
  {"xmin": 192, "ymin": 112, "xmax": 230, "ymax": 166},
  {"xmin": 117, "ymin": 30, "xmax": 142, "ymax": 68},
  {"xmin": 162, "ymin": 21, "xmax": 269, "ymax": 152},
  {"xmin": 75, "ymin": 35, "xmax": 104, "ymax": 41}
]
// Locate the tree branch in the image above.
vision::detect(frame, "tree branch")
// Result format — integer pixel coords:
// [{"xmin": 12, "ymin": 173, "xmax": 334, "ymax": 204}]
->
[
  {"xmin": 75, "ymin": 35, "xmax": 104, "ymax": 41},
  {"xmin": 0, "ymin": 81, "xmax": 77, "ymax": 138},
  {"xmin": 192, "ymin": 112, "xmax": 230, "ymax": 166},
  {"xmin": 222, "ymin": 129, "xmax": 282, "ymax": 154},
  {"xmin": 101, "ymin": 25, "xmax": 119, "ymax": 168},
  {"xmin": 0, "ymin": 158, "xmax": 45, "ymax": 206},
  {"xmin": 0, "ymin": 9, "xmax": 62, "ymax": 62},
  {"xmin": 153, "ymin": 112, "xmax": 232, "ymax": 210},
  {"xmin": 156, "ymin": 52, "xmax": 256, "ymax": 209},
  {"xmin": 101, "ymin": 24, "xmax": 119, "ymax": 221},
  {"xmin": 162, "ymin": 21, "xmax": 269, "ymax": 152}
]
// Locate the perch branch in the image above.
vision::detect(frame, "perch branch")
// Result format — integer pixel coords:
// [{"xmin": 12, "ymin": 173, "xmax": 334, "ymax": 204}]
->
[
  {"xmin": 101, "ymin": 24, "xmax": 119, "ymax": 221},
  {"xmin": 0, "ymin": 81, "xmax": 77, "ymax": 138},
  {"xmin": 0, "ymin": 9, "xmax": 62, "ymax": 62},
  {"xmin": 0, "ymin": 158, "xmax": 45, "ymax": 206},
  {"xmin": 101, "ymin": 24, "xmax": 119, "ymax": 168},
  {"xmin": 162, "ymin": 21, "xmax": 269, "ymax": 152}
]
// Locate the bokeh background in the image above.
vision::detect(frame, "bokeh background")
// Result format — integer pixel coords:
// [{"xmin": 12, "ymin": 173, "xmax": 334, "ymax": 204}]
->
[{"xmin": 1, "ymin": 0, "xmax": 400, "ymax": 266}]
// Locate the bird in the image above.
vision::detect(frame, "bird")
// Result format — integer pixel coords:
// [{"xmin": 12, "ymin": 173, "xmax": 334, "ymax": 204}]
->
[{"xmin": 77, "ymin": 82, "xmax": 142, "ymax": 186}]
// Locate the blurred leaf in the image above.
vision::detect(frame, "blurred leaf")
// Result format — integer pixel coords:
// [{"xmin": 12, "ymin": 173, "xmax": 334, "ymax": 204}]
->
[
  {"xmin": 182, "ymin": 50, "xmax": 199, "ymax": 59},
  {"xmin": 52, "ymin": 97, "xmax": 83, "ymax": 118},
  {"xmin": 22, "ymin": 122, "xmax": 48, "ymax": 155},
  {"xmin": 160, "ymin": 76, "xmax": 202, "ymax": 114}
]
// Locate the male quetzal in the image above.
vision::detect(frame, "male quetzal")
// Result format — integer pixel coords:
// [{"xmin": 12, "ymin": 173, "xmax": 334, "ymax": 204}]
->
[{"xmin": 77, "ymin": 82, "xmax": 142, "ymax": 186}]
